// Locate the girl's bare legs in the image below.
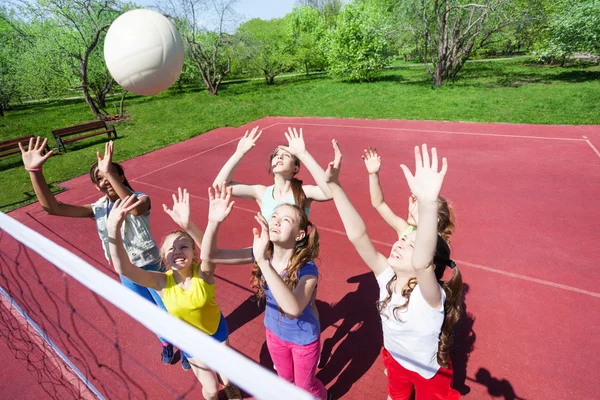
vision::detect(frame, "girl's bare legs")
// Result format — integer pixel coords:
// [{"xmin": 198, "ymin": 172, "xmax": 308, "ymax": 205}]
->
[{"xmin": 188, "ymin": 358, "xmax": 219, "ymax": 400}]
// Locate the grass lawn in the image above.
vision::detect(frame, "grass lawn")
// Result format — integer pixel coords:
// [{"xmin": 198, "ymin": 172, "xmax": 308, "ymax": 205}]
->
[{"xmin": 1, "ymin": 58, "xmax": 599, "ymax": 211}]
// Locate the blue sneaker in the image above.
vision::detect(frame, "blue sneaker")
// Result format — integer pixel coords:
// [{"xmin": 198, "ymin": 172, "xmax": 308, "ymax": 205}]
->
[
  {"xmin": 162, "ymin": 344, "xmax": 174, "ymax": 365},
  {"xmin": 181, "ymin": 352, "xmax": 191, "ymax": 371}
]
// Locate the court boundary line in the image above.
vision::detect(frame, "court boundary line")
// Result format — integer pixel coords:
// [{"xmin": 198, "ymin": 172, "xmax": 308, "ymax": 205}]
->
[
  {"xmin": 130, "ymin": 122, "xmax": 281, "ymax": 183},
  {"xmin": 582, "ymin": 136, "xmax": 600, "ymax": 159},
  {"xmin": 134, "ymin": 180, "xmax": 600, "ymax": 299},
  {"xmin": 274, "ymin": 121, "xmax": 588, "ymax": 142}
]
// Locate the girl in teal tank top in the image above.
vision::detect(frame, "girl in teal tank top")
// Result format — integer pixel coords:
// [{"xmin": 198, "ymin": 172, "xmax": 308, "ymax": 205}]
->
[{"xmin": 212, "ymin": 126, "xmax": 333, "ymax": 220}]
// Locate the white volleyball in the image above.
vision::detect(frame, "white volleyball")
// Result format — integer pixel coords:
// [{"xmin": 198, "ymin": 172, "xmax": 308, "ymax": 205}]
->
[{"xmin": 104, "ymin": 9, "xmax": 184, "ymax": 96}]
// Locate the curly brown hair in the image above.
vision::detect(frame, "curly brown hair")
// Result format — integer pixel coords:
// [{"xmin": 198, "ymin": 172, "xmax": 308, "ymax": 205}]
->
[
  {"xmin": 377, "ymin": 235, "xmax": 463, "ymax": 368},
  {"xmin": 250, "ymin": 205, "xmax": 319, "ymax": 308}
]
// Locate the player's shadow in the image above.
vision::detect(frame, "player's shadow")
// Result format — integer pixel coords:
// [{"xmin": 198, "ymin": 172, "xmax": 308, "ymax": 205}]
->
[
  {"xmin": 315, "ymin": 272, "xmax": 383, "ymax": 398},
  {"xmin": 225, "ymin": 294, "xmax": 265, "ymax": 336},
  {"xmin": 451, "ymin": 283, "xmax": 476, "ymax": 395},
  {"xmin": 475, "ymin": 368, "xmax": 526, "ymax": 400}
]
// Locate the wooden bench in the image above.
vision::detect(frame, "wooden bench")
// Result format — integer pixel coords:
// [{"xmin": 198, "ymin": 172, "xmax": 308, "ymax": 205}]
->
[
  {"xmin": 51, "ymin": 120, "xmax": 117, "ymax": 152},
  {"xmin": 0, "ymin": 134, "xmax": 49, "ymax": 159}
]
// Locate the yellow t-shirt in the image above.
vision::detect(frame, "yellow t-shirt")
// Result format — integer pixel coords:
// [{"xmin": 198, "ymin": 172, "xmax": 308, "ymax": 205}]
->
[{"xmin": 161, "ymin": 264, "xmax": 221, "ymax": 335}]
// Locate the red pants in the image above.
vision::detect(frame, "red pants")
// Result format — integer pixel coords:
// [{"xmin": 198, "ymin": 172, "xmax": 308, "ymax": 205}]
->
[{"xmin": 382, "ymin": 348, "xmax": 460, "ymax": 400}]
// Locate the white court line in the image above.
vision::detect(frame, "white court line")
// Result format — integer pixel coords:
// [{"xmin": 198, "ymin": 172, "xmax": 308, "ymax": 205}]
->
[
  {"xmin": 131, "ymin": 122, "xmax": 281, "ymax": 182},
  {"xmin": 134, "ymin": 179, "xmax": 600, "ymax": 299},
  {"xmin": 582, "ymin": 136, "xmax": 600, "ymax": 159},
  {"xmin": 281, "ymin": 121, "xmax": 586, "ymax": 142}
]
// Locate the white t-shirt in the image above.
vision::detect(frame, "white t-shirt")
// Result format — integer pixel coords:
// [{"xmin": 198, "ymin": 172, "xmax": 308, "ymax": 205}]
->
[{"xmin": 376, "ymin": 266, "xmax": 446, "ymax": 379}]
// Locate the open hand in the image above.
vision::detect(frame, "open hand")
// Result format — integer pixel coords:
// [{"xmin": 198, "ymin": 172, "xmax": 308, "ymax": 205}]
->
[
  {"xmin": 325, "ymin": 139, "xmax": 343, "ymax": 184},
  {"xmin": 362, "ymin": 147, "xmax": 381, "ymax": 174},
  {"xmin": 207, "ymin": 182, "xmax": 235, "ymax": 223},
  {"xmin": 97, "ymin": 141, "xmax": 115, "ymax": 175},
  {"xmin": 400, "ymin": 144, "xmax": 447, "ymax": 203},
  {"xmin": 107, "ymin": 195, "xmax": 141, "ymax": 232},
  {"xmin": 19, "ymin": 137, "xmax": 54, "ymax": 170},
  {"xmin": 163, "ymin": 187, "xmax": 192, "ymax": 229},
  {"xmin": 252, "ymin": 212, "xmax": 270, "ymax": 263},
  {"xmin": 278, "ymin": 127, "xmax": 306, "ymax": 157},
  {"xmin": 236, "ymin": 126, "xmax": 262, "ymax": 155}
]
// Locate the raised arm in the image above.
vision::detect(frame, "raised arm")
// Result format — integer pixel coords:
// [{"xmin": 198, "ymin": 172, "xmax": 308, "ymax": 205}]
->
[
  {"xmin": 401, "ymin": 145, "xmax": 448, "ymax": 309},
  {"xmin": 200, "ymin": 183, "xmax": 253, "ymax": 265},
  {"xmin": 106, "ymin": 196, "xmax": 166, "ymax": 290},
  {"xmin": 96, "ymin": 141, "xmax": 149, "ymax": 216},
  {"xmin": 278, "ymin": 128, "xmax": 332, "ymax": 202},
  {"xmin": 363, "ymin": 147, "xmax": 410, "ymax": 236},
  {"xmin": 322, "ymin": 140, "xmax": 388, "ymax": 276},
  {"xmin": 212, "ymin": 126, "xmax": 265, "ymax": 200},
  {"xmin": 252, "ymin": 214, "xmax": 317, "ymax": 318},
  {"xmin": 20, "ymin": 137, "xmax": 93, "ymax": 218}
]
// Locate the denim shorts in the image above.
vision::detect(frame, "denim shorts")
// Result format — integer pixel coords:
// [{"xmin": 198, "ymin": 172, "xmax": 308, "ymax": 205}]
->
[{"xmin": 182, "ymin": 313, "xmax": 229, "ymax": 359}]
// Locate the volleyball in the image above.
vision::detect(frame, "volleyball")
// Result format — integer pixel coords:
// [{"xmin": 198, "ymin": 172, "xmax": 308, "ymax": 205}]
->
[{"xmin": 104, "ymin": 9, "xmax": 184, "ymax": 96}]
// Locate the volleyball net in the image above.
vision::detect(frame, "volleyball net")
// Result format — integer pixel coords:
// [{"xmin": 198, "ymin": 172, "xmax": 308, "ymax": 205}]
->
[{"xmin": 0, "ymin": 211, "xmax": 313, "ymax": 400}]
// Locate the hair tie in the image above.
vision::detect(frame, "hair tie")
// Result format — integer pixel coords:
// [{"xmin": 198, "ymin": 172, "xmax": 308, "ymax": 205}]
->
[{"xmin": 449, "ymin": 260, "xmax": 456, "ymax": 269}]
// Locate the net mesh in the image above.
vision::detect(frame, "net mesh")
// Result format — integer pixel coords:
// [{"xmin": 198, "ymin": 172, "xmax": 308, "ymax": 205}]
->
[{"xmin": 0, "ymin": 212, "xmax": 313, "ymax": 400}]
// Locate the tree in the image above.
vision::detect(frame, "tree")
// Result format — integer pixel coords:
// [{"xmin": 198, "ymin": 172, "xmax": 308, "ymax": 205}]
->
[
  {"xmin": 399, "ymin": 0, "xmax": 514, "ymax": 87},
  {"xmin": 10, "ymin": 0, "xmax": 123, "ymax": 119},
  {"xmin": 236, "ymin": 18, "xmax": 293, "ymax": 85},
  {"xmin": 160, "ymin": 0, "xmax": 238, "ymax": 95},
  {"xmin": 327, "ymin": 0, "xmax": 393, "ymax": 81},
  {"xmin": 535, "ymin": 0, "xmax": 600, "ymax": 65},
  {"xmin": 287, "ymin": 6, "xmax": 329, "ymax": 75},
  {"xmin": 0, "ymin": 8, "xmax": 26, "ymax": 116}
]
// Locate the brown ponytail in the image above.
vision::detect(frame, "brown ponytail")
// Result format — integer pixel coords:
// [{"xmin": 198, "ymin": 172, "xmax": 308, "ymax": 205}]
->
[
  {"xmin": 438, "ymin": 267, "xmax": 463, "ymax": 367},
  {"xmin": 437, "ymin": 196, "xmax": 455, "ymax": 243},
  {"xmin": 250, "ymin": 205, "xmax": 318, "ymax": 309}
]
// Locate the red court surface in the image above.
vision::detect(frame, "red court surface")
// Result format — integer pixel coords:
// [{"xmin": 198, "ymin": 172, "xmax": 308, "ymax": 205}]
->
[{"xmin": 2, "ymin": 116, "xmax": 600, "ymax": 399}]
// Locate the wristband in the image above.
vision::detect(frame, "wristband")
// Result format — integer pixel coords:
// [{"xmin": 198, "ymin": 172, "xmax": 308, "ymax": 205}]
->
[{"xmin": 25, "ymin": 167, "xmax": 42, "ymax": 172}]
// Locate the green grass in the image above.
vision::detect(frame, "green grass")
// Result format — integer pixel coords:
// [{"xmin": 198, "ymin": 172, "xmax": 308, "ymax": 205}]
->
[{"xmin": 1, "ymin": 58, "xmax": 599, "ymax": 211}]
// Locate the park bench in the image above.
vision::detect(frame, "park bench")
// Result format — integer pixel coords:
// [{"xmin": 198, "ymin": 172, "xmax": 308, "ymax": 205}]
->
[
  {"xmin": 51, "ymin": 120, "xmax": 117, "ymax": 152},
  {"xmin": 0, "ymin": 134, "xmax": 49, "ymax": 160}
]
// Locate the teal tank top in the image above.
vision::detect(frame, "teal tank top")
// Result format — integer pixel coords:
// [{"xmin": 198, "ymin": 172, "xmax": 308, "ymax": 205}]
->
[{"xmin": 260, "ymin": 185, "xmax": 311, "ymax": 220}]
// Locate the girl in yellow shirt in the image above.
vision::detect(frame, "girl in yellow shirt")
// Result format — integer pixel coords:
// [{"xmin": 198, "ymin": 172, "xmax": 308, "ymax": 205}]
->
[{"xmin": 105, "ymin": 188, "xmax": 241, "ymax": 400}]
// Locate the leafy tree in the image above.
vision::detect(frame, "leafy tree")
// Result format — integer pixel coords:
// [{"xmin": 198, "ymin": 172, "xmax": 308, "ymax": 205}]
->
[
  {"xmin": 160, "ymin": 0, "xmax": 238, "ymax": 95},
  {"xmin": 9, "ymin": 0, "xmax": 124, "ymax": 119},
  {"xmin": 236, "ymin": 18, "xmax": 293, "ymax": 84},
  {"xmin": 398, "ymin": 0, "xmax": 516, "ymax": 87},
  {"xmin": 287, "ymin": 6, "xmax": 329, "ymax": 75},
  {"xmin": 327, "ymin": 0, "xmax": 393, "ymax": 81},
  {"xmin": 535, "ymin": 0, "xmax": 600, "ymax": 65}
]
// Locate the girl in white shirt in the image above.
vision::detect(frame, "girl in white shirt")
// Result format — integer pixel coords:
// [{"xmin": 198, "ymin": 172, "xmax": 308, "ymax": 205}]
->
[{"xmin": 321, "ymin": 141, "xmax": 462, "ymax": 400}]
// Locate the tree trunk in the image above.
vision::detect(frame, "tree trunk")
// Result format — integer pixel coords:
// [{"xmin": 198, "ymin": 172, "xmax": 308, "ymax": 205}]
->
[
  {"xmin": 0, "ymin": 104, "xmax": 4, "ymax": 117},
  {"xmin": 79, "ymin": 58, "xmax": 105, "ymax": 120},
  {"xmin": 119, "ymin": 90, "xmax": 128, "ymax": 117}
]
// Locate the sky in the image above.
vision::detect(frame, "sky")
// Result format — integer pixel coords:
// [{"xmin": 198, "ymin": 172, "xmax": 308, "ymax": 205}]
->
[{"xmin": 134, "ymin": 0, "xmax": 297, "ymax": 28}]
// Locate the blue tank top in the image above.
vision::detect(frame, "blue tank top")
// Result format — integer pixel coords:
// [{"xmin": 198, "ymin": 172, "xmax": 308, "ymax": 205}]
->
[{"xmin": 260, "ymin": 185, "xmax": 311, "ymax": 220}]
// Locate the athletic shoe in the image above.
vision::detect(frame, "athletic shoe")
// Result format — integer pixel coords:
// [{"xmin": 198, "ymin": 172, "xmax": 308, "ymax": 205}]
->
[
  {"xmin": 223, "ymin": 383, "xmax": 242, "ymax": 400},
  {"xmin": 161, "ymin": 344, "xmax": 174, "ymax": 365},
  {"xmin": 181, "ymin": 353, "xmax": 191, "ymax": 371}
]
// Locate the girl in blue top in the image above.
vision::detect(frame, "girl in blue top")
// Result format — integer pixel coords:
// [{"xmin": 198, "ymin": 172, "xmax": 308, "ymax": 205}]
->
[
  {"xmin": 212, "ymin": 127, "xmax": 332, "ymax": 219},
  {"xmin": 201, "ymin": 183, "xmax": 331, "ymax": 400}
]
